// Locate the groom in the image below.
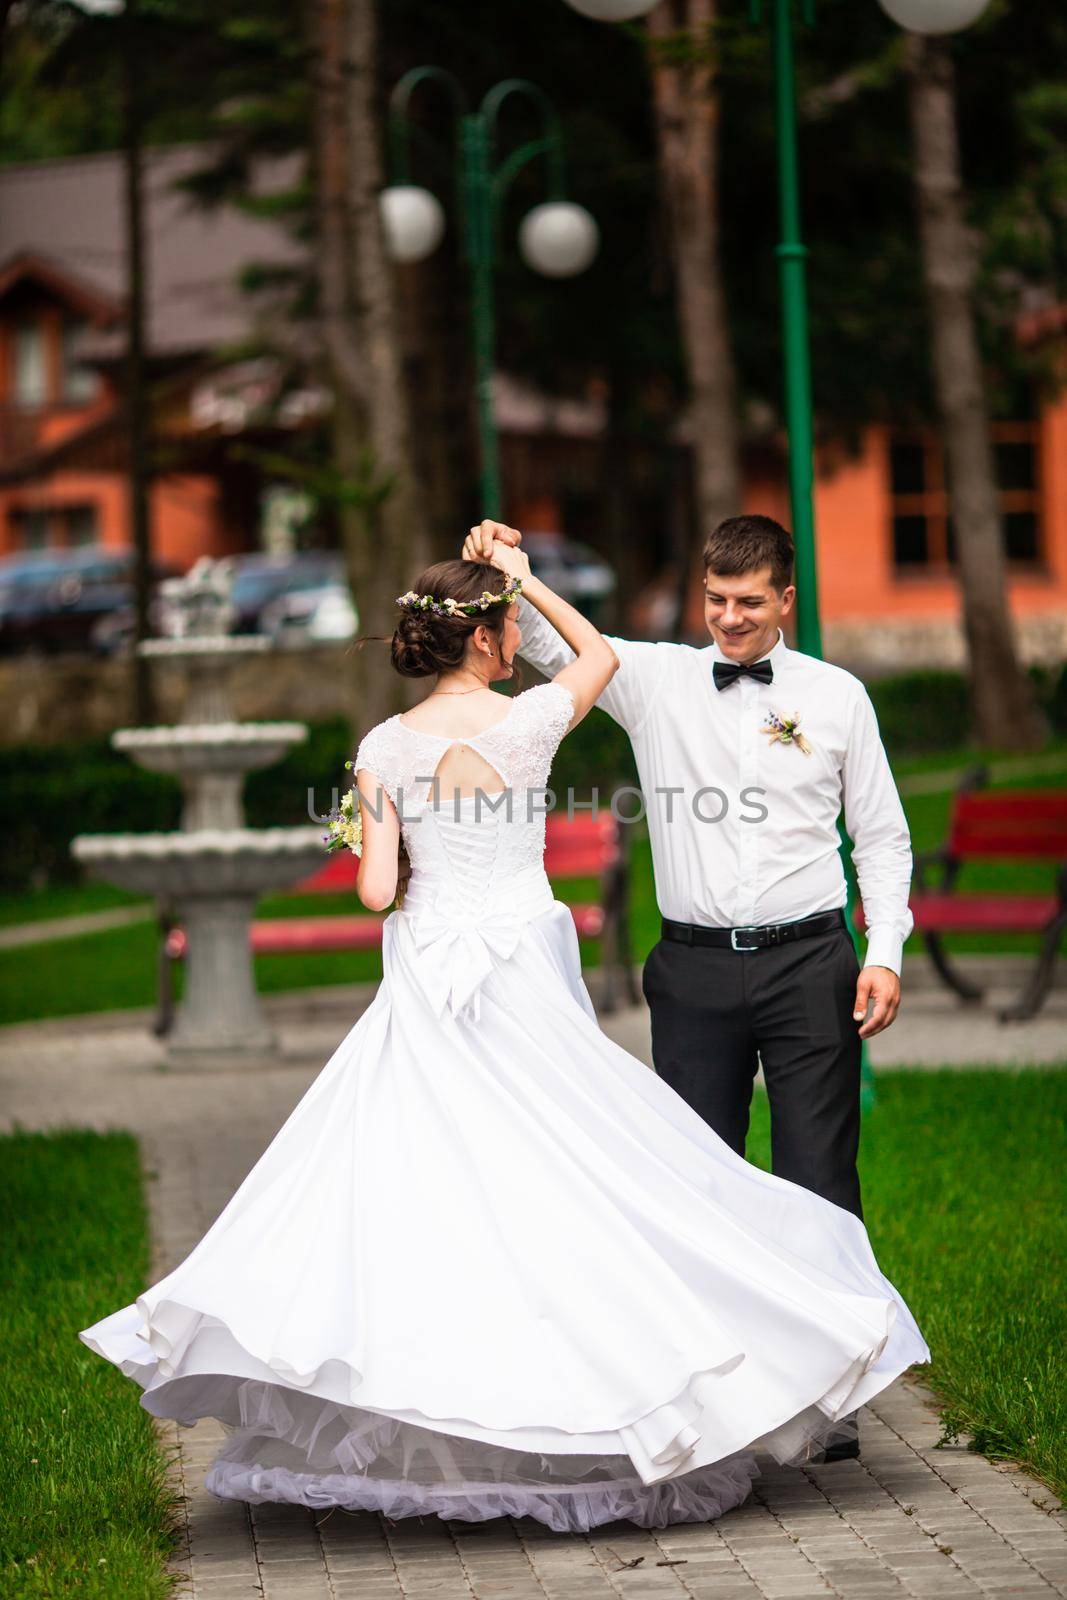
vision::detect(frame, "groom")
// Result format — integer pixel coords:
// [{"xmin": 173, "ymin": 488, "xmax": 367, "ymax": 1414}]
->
[{"xmin": 464, "ymin": 516, "xmax": 913, "ymax": 1453}]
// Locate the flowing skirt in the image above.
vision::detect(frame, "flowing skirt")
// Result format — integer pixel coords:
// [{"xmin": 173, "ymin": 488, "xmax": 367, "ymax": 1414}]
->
[{"xmin": 80, "ymin": 900, "xmax": 929, "ymax": 1533}]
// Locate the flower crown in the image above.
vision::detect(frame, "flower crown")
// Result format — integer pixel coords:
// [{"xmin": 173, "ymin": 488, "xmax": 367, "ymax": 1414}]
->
[{"xmin": 395, "ymin": 575, "xmax": 523, "ymax": 618}]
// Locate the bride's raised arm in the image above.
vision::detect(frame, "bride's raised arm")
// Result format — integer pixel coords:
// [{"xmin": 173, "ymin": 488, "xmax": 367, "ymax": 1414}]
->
[
  {"xmin": 464, "ymin": 519, "xmax": 667, "ymax": 736},
  {"xmin": 482, "ymin": 539, "xmax": 617, "ymax": 730}
]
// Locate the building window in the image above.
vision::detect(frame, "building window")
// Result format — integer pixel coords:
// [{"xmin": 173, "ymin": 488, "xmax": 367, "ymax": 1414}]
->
[
  {"xmin": 12, "ymin": 320, "xmax": 48, "ymax": 408},
  {"xmin": 889, "ymin": 425, "xmax": 1042, "ymax": 571},
  {"xmin": 8, "ymin": 504, "xmax": 99, "ymax": 549},
  {"xmin": 61, "ymin": 504, "xmax": 99, "ymax": 545},
  {"xmin": 61, "ymin": 320, "xmax": 101, "ymax": 403},
  {"xmin": 10, "ymin": 507, "xmax": 53, "ymax": 548}
]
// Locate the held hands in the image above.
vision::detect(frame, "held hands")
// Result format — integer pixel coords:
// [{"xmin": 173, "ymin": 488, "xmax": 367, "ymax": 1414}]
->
[
  {"xmin": 464, "ymin": 519, "xmax": 524, "ymax": 576},
  {"xmin": 853, "ymin": 966, "xmax": 901, "ymax": 1039}
]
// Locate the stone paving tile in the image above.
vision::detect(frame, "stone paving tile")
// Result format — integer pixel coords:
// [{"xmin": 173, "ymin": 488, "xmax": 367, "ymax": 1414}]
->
[{"xmin": 3, "ymin": 1007, "xmax": 1066, "ymax": 1598}]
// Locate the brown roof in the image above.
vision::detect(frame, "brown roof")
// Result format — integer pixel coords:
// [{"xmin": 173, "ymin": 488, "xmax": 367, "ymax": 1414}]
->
[{"xmin": 0, "ymin": 142, "xmax": 307, "ymax": 360}]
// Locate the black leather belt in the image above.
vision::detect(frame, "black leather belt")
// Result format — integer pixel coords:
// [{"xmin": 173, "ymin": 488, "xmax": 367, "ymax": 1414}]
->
[{"xmin": 661, "ymin": 907, "xmax": 847, "ymax": 951}]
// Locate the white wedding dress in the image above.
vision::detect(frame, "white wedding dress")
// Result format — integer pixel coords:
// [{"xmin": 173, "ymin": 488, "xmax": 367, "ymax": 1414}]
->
[{"xmin": 80, "ymin": 680, "xmax": 930, "ymax": 1534}]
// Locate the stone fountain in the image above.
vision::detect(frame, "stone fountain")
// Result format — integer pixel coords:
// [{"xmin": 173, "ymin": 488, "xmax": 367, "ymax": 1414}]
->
[{"xmin": 72, "ymin": 558, "xmax": 327, "ymax": 1068}]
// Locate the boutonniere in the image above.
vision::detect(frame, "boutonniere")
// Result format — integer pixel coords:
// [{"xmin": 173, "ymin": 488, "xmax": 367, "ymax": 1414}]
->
[{"xmin": 762, "ymin": 709, "xmax": 812, "ymax": 755}]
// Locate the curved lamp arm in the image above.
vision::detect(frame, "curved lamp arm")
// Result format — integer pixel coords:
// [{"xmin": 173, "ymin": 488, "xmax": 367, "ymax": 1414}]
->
[
  {"xmin": 387, "ymin": 65, "xmax": 469, "ymax": 186},
  {"xmin": 480, "ymin": 77, "xmax": 567, "ymax": 206}
]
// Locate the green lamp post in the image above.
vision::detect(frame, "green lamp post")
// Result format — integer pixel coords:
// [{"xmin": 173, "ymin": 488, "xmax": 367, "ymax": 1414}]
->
[
  {"xmin": 382, "ymin": 68, "xmax": 599, "ymax": 519},
  {"xmin": 752, "ymin": 0, "xmax": 821, "ymax": 657}
]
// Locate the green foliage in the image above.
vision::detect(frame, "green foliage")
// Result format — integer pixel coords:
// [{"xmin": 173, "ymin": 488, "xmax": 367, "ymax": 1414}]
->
[
  {"xmin": 245, "ymin": 714, "xmax": 352, "ymax": 829},
  {"xmin": 0, "ymin": 1128, "xmax": 182, "ymax": 1596},
  {"xmin": 0, "ymin": 739, "xmax": 180, "ymax": 893},
  {"xmin": 869, "ymin": 662, "xmax": 1067, "ymax": 756},
  {"xmin": 869, "ymin": 671, "xmax": 973, "ymax": 757}
]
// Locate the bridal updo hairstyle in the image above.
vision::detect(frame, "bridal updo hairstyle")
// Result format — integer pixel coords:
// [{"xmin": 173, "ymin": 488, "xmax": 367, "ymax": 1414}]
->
[{"xmin": 391, "ymin": 559, "xmax": 522, "ymax": 683}]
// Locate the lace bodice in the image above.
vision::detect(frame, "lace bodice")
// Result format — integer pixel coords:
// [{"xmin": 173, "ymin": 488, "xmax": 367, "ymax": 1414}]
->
[
  {"xmin": 355, "ymin": 683, "xmax": 574, "ymax": 819},
  {"xmin": 354, "ymin": 681, "xmax": 575, "ymax": 971}
]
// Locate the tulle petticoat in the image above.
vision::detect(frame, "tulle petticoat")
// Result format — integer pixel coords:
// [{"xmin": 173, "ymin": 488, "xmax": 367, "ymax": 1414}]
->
[{"xmin": 200, "ymin": 1382, "xmax": 876, "ymax": 1533}]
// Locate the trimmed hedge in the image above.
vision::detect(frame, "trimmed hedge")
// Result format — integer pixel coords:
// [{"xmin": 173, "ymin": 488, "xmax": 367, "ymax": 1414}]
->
[
  {"xmin": 1, "ymin": 663, "xmax": 1063, "ymax": 894},
  {"xmin": 869, "ymin": 662, "xmax": 1066, "ymax": 753}
]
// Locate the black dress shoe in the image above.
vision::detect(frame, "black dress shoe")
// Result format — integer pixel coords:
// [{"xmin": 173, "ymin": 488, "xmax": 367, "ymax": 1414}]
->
[
  {"xmin": 808, "ymin": 1413, "xmax": 860, "ymax": 1464},
  {"xmin": 808, "ymin": 1435, "xmax": 861, "ymax": 1464}
]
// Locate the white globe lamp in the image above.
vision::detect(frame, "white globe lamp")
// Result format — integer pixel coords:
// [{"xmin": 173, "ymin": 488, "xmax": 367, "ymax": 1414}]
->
[
  {"xmin": 876, "ymin": 0, "xmax": 991, "ymax": 33},
  {"xmin": 518, "ymin": 202, "xmax": 599, "ymax": 278},
  {"xmin": 562, "ymin": 0, "xmax": 660, "ymax": 17},
  {"xmin": 379, "ymin": 185, "xmax": 446, "ymax": 264}
]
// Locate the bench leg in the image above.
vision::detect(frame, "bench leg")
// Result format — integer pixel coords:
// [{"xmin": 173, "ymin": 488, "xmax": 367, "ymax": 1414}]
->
[
  {"xmin": 924, "ymin": 933, "xmax": 985, "ymax": 1003},
  {"xmin": 599, "ymin": 901, "xmax": 619, "ymax": 1016},
  {"xmin": 616, "ymin": 869, "xmax": 641, "ymax": 1007},
  {"xmin": 153, "ymin": 910, "xmax": 175, "ymax": 1038},
  {"xmin": 997, "ymin": 913, "xmax": 1067, "ymax": 1024}
]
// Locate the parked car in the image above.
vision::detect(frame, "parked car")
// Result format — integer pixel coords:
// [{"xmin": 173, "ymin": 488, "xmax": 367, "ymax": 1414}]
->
[
  {"xmin": 88, "ymin": 591, "xmax": 173, "ymax": 656},
  {"xmin": 210, "ymin": 553, "xmax": 348, "ymax": 636},
  {"xmin": 93, "ymin": 550, "xmax": 350, "ymax": 654},
  {"xmin": 0, "ymin": 547, "xmax": 178, "ymax": 656},
  {"xmin": 258, "ymin": 581, "xmax": 359, "ymax": 646}
]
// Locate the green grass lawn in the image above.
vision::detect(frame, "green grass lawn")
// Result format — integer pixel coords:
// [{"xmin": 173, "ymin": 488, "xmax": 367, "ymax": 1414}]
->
[
  {"xmin": 0, "ymin": 1129, "xmax": 182, "ymax": 1598},
  {"xmin": 748, "ymin": 1068, "xmax": 1066, "ymax": 1503}
]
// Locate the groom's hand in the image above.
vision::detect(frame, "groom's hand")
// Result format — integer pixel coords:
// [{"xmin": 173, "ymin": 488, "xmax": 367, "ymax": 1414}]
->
[
  {"xmin": 463, "ymin": 519, "xmax": 522, "ymax": 561},
  {"xmin": 853, "ymin": 967, "xmax": 901, "ymax": 1038}
]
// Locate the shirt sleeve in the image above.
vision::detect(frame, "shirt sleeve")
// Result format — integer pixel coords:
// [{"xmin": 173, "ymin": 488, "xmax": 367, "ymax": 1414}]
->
[
  {"xmin": 515, "ymin": 595, "xmax": 666, "ymax": 736},
  {"xmin": 841, "ymin": 684, "xmax": 914, "ymax": 976}
]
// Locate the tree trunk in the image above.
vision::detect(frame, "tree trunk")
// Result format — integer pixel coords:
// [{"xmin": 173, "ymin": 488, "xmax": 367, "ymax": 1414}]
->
[
  {"xmin": 346, "ymin": 0, "xmax": 430, "ymax": 668},
  {"xmin": 120, "ymin": 0, "xmax": 155, "ymax": 725},
  {"xmin": 396, "ymin": 245, "xmax": 479, "ymax": 564},
  {"xmin": 307, "ymin": 0, "xmax": 428, "ymax": 731},
  {"xmin": 905, "ymin": 35, "xmax": 1043, "ymax": 750},
  {"xmin": 646, "ymin": 0, "xmax": 741, "ymax": 641}
]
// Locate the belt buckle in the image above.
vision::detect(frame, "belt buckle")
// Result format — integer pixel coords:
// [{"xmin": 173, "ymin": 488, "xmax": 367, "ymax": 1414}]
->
[{"xmin": 730, "ymin": 925, "xmax": 760, "ymax": 951}]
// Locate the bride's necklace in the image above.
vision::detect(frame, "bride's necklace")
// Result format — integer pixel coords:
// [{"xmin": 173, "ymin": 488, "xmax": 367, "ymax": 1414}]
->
[{"xmin": 431, "ymin": 684, "xmax": 487, "ymax": 698}]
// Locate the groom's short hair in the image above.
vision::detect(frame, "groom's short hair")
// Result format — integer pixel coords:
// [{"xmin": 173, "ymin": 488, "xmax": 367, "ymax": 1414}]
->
[{"xmin": 703, "ymin": 516, "xmax": 794, "ymax": 594}]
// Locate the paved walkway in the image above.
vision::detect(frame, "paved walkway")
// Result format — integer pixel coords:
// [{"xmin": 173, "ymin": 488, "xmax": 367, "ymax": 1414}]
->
[
  {"xmin": 0, "ymin": 901, "xmax": 153, "ymax": 948},
  {"xmin": 2, "ymin": 979, "xmax": 1065, "ymax": 1599}
]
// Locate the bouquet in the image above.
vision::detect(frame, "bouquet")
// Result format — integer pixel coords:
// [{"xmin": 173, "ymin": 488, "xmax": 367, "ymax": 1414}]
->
[{"xmin": 323, "ymin": 761, "xmax": 363, "ymax": 856}]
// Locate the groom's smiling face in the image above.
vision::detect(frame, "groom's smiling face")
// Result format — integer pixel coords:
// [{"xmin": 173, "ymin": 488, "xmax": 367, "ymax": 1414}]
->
[{"xmin": 703, "ymin": 565, "xmax": 795, "ymax": 663}]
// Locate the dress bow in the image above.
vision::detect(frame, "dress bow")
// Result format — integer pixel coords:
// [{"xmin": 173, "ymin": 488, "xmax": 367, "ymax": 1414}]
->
[{"xmin": 408, "ymin": 905, "xmax": 524, "ymax": 1022}]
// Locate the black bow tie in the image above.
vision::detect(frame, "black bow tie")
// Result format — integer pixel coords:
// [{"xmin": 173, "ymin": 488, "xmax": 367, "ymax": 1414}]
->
[{"xmin": 712, "ymin": 657, "xmax": 774, "ymax": 692}]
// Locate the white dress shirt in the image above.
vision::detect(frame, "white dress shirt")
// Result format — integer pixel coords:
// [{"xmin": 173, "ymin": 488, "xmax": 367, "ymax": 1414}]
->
[{"xmin": 516, "ymin": 597, "xmax": 914, "ymax": 975}]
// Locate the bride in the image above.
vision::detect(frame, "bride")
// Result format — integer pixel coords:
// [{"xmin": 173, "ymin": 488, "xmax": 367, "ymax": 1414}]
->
[{"xmin": 79, "ymin": 543, "xmax": 929, "ymax": 1534}]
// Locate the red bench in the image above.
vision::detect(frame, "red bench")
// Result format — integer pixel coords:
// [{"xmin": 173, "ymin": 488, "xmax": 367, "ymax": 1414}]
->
[
  {"xmin": 156, "ymin": 810, "xmax": 639, "ymax": 1035},
  {"xmin": 853, "ymin": 768, "xmax": 1067, "ymax": 1022}
]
